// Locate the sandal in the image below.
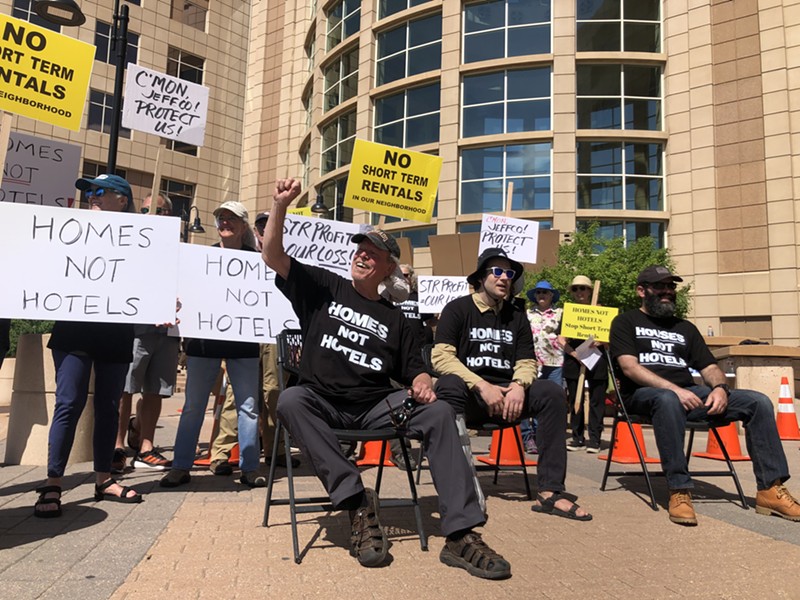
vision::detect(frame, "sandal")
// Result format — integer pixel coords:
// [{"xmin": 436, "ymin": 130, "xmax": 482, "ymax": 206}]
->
[
  {"xmin": 94, "ymin": 479, "xmax": 143, "ymax": 504},
  {"xmin": 531, "ymin": 491, "xmax": 592, "ymax": 521},
  {"xmin": 34, "ymin": 485, "xmax": 63, "ymax": 519},
  {"xmin": 439, "ymin": 531, "xmax": 511, "ymax": 580}
]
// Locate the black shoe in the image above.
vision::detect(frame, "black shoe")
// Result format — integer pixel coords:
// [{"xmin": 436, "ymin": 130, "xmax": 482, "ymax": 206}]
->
[
  {"xmin": 389, "ymin": 439, "xmax": 416, "ymax": 471},
  {"xmin": 566, "ymin": 440, "xmax": 586, "ymax": 452},
  {"xmin": 348, "ymin": 488, "xmax": 388, "ymax": 568},
  {"xmin": 440, "ymin": 531, "xmax": 511, "ymax": 580},
  {"xmin": 266, "ymin": 454, "xmax": 300, "ymax": 469}
]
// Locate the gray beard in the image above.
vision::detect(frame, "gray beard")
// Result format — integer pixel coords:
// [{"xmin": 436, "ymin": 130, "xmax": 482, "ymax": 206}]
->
[{"xmin": 645, "ymin": 292, "xmax": 676, "ymax": 318}]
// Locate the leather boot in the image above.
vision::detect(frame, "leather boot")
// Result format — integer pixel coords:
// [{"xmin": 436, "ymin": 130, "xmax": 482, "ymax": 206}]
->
[
  {"xmin": 668, "ymin": 489, "xmax": 697, "ymax": 526},
  {"xmin": 755, "ymin": 483, "xmax": 800, "ymax": 521}
]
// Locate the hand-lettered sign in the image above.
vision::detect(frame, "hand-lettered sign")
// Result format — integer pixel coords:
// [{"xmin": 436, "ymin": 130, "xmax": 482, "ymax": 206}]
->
[
  {"xmin": 283, "ymin": 213, "xmax": 366, "ymax": 279},
  {"xmin": 417, "ymin": 276, "xmax": 470, "ymax": 313},
  {"xmin": 478, "ymin": 214, "xmax": 539, "ymax": 264}
]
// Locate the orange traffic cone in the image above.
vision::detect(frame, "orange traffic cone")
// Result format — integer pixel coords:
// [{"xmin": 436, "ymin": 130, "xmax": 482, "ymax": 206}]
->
[
  {"xmin": 777, "ymin": 376, "xmax": 800, "ymax": 440},
  {"xmin": 477, "ymin": 426, "xmax": 536, "ymax": 467},
  {"xmin": 692, "ymin": 422, "xmax": 750, "ymax": 461},
  {"xmin": 599, "ymin": 422, "xmax": 659, "ymax": 464},
  {"xmin": 356, "ymin": 440, "xmax": 393, "ymax": 466}
]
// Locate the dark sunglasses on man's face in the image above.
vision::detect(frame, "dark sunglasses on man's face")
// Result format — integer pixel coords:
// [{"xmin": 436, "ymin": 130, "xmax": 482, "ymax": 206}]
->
[
  {"xmin": 571, "ymin": 285, "xmax": 590, "ymax": 292},
  {"xmin": 86, "ymin": 187, "xmax": 110, "ymax": 198},
  {"xmin": 486, "ymin": 266, "xmax": 516, "ymax": 279},
  {"xmin": 648, "ymin": 282, "xmax": 677, "ymax": 291},
  {"xmin": 140, "ymin": 207, "xmax": 163, "ymax": 215}
]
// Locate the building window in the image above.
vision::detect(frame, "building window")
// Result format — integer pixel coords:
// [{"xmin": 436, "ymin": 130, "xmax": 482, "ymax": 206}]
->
[
  {"xmin": 461, "ymin": 143, "xmax": 551, "ymax": 214},
  {"xmin": 463, "ymin": 0, "xmax": 550, "ymax": 63},
  {"xmin": 171, "ymin": 0, "xmax": 208, "ymax": 31},
  {"xmin": 321, "ymin": 111, "xmax": 356, "ymax": 174},
  {"xmin": 319, "ymin": 178, "xmax": 353, "ymax": 222},
  {"xmin": 577, "ymin": 219, "xmax": 665, "ymax": 248},
  {"xmin": 324, "ymin": 48, "xmax": 358, "ymax": 112},
  {"xmin": 305, "ymin": 33, "xmax": 316, "ymax": 73},
  {"xmin": 576, "ymin": 0, "xmax": 660, "ymax": 52},
  {"xmin": 303, "ymin": 89, "xmax": 313, "ymax": 129},
  {"xmin": 375, "ymin": 82, "xmax": 440, "ymax": 148},
  {"xmin": 327, "ymin": 0, "xmax": 361, "ymax": 51},
  {"xmin": 162, "ymin": 138, "xmax": 198, "ymax": 156},
  {"xmin": 576, "ymin": 141, "xmax": 663, "ymax": 210},
  {"xmin": 161, "ymin": 178, "xmax": 195, "ymax": 220},
  {"xmin": 94, "ymin": 21, "xmax": 140, "ymax": 66},
  {"xmin": 376, "ymin": 14, "xmax": 441, "ymax": 86},
  {"xmin": 300, "ymin": 144, "xmax": 310, "ymax": 188},
  {"xmin": 379, "ymin": 0, "xmax": 433, "ymax": 19},
  {"xmin": 577, "ymin": 64, "xmax": 661, "ymax": 130},
  {"xmin": 167, "ymin": 47, "xmax": 204, "ymax": 85},
  {"xmin": 12, "ymin": 0, "xmax": 60, "ymax": 32},
  {"xmin": 462, "ymin": 67, "xmax": 550, "ymax": 138},
  {"xmin": 88, "ymin": 90, "xmax": 131, "ymax": 138}
]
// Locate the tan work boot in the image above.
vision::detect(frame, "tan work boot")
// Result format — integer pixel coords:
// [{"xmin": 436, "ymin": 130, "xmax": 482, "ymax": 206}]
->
[
  {"xmin": 755, "ymin": 483, "xmax": 800, "ymax": 521},
  {"xmin": 668, "ymin": 489, "xmax": 698, "ymax": 526}
]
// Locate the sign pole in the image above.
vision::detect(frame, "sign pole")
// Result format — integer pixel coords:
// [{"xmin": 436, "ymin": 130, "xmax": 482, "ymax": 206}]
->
[{"xmin": 0, "ymin": 112, "xmax": 13, "ymax": 187}]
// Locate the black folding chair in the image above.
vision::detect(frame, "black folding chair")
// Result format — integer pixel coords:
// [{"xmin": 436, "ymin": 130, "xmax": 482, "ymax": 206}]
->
[
  {"xmin": 262, "ymin": 329, "xmax": 427, "ymax": 564},
  {"xmin": 600, "ymin": 347, "xmax": 748, "ymax": 510}
]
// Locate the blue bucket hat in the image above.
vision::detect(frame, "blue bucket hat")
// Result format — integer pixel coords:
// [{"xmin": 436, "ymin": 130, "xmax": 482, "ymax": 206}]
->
[
  {"xmin": 75, "ymin": 173, "xmax": 134, "ymax": 210},
  {"xmin": 526, "ymin": 280, "xmax": 560, "ymax": 304}
]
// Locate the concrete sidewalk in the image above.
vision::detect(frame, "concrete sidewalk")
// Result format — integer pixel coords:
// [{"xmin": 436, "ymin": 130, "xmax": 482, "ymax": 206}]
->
[{"xmin": 2, "ymin": 392, "xmax": 800, "ymax": 599}]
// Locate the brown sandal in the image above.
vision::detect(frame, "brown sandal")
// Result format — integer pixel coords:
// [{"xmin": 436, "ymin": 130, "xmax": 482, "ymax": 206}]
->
[{"xmin": 439, "ymin": 531, "xmax": 511, "ymax": 580}]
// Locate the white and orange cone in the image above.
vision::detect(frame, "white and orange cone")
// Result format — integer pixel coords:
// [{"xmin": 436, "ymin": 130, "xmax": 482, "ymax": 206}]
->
[{"xmin": 776, "ymin": 376, "xmax": 800, "ymax": 441}]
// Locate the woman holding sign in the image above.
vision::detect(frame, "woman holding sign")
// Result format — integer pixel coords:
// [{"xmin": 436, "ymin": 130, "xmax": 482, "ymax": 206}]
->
[{"xmin": 35, "ymin": 174, "xmax": 144, "ymax": 518}]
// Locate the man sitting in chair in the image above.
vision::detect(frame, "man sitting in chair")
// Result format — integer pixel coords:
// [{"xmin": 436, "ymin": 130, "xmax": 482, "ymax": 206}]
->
[
  {"xmin": 432, "ymin": 248, "xmax": 592, "ymax": 521},
  {"xmin": 262, "ymin": 178, "xmax": 511, "ymax": 580},
  {"xmin": 610, "ymin": 264, "xmax": 800, "ymax": 526}
]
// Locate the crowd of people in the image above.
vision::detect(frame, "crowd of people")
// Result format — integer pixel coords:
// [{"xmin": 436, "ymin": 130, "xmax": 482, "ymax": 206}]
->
[{"xmin": 3, "ymin": 174, "xmax": 799, "ymax": 578}]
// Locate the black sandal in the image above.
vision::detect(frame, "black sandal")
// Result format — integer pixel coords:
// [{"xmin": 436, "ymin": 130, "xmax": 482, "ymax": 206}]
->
[
  {"xmin": 34, "ymin": 485, "xmax": 63, "ymax": 519},
  {"xmin": 531, "ymin": 491, "xmax": 592, "ymax": 521},
  {"xmin": 94, "ymin": 479, "xmax": 143, "ymax": 504}
]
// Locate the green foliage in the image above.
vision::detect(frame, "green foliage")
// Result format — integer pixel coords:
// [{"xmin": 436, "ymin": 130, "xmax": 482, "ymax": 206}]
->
[
  {"xmin": 7, "ymin": 320, "xmax": 54, "ymax": 357},
  {"xmin": 523, "ymin": 224, "xmax": 691, "ymax": 317}
]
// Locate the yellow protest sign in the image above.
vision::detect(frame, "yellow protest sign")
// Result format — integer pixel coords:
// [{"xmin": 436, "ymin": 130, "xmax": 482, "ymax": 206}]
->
[
  {"xmin": 561, "ymin": 303, "xmax": 619, "ymax": 343},
  {"xmin": 0, "ymin": 15, "xmax": 95, "ymax": 131},
  {"xmin": 288, "ymin": 206, "xmax": 313, "ymax": 217},
  {"xmin": 343, "ymin": 139, "xmax": 441, "ymax": 223}
]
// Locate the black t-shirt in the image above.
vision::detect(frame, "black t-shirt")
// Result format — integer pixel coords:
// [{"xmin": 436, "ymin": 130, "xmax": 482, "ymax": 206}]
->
[
  {"xmin": 396, "ymin": 291, "xmax": 434, "ymax": 346},
  {"xmin": 610, "ymin": 309, "xmax": 717, "ymax": 398},
  {"xmin": 276, "ymin": 258, "xmax": 425, "ymax": 405},
  {"xmin": 48, "ymin": 321, "xmax": 135, "ymax": 364},
  {"xmin": 562, "ymin": 333, "xmax": 609, "ymax": 381},
  {"xmin": 436, "ymin": 294, "xmax": 534, "ymax": 384}
]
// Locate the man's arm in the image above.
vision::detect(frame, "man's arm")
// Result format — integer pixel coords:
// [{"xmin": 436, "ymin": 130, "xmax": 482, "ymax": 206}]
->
[
  {"xmin": 698, "ymin": 363, "xmax": 729, "ymax": 415},
  {"xmin": 617, "ymin": 354, "xmax": 704, "ymax": 411},
  {"xmin": 431, "ymin": 343, "xmax": 483, "ymax": 388},
  {"xmin": 262, "ymin": 178, "xmax": 301, "ymax": 279}
]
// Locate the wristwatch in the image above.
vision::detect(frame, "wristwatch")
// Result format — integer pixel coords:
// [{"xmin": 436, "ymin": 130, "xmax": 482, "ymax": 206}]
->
[
  {"xmin": 712, "ymin": 383, "xmax": 731, "ymax": 397},
  {"xmin": 512, "ymin": 378, "xmax": 528, "ymax": 390}
]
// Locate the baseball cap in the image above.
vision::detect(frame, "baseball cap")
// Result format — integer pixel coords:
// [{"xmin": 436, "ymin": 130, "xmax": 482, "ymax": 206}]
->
[
  {"xmin": 213, "ymin": 200, "xmax": 249, "ymax": 221},
  {"xmin": 254, "ymin": 211, "xmax": 269, "ymax": 224},
  {"xmin": 351, "ymin": 229, "xmax": 401, "ymax": 259},
  {"xmin": 75, "ymin": 173, "xmax": 133, "ymax": 208},
  {"xmin": 636, "ymin": 265, "xmax": 683, "ymax": 285}
]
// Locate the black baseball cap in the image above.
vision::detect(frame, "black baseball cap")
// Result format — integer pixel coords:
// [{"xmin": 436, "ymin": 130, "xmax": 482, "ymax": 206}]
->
[
  {"xmin": 255, "ymin": 211, "xmax": 269, "ymax": 224},
  {"xmin": 637, "ymin": 265, "xmax": 683, "ymax": 285},
  {"xmin": 351, "ymin": 229, "xmax": 401, "ymax": 259}
]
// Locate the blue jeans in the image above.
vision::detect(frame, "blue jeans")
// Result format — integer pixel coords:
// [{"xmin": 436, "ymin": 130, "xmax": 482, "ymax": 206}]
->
[
  {"xmin": 521, "ymin": 366, "xmax": 564, "ymax": 441},
  {"xmin": 624, "ymin": 385, "xmax": 789, "ymax": 490},
  {"xmin": 48, "ymin": 350, "xmax": 129, "ymax": 478},
  {"xmin": 173, "ymin": 356, "xmax": 260, "ymax": 472}
]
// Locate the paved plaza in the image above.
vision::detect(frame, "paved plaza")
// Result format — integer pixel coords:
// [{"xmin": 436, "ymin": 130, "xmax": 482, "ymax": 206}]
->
[{"xmin": 2, "ymin": 392, "xmax": 800, "ymax": 599}]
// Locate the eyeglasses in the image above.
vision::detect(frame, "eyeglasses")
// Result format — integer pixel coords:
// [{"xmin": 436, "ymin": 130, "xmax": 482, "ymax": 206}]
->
[
  {"xmin": 571, "ymin": 285, "xmax": 590, "ymax": 292},
  {"xmin": 486, "ymin": 266, "xmax": 516, "ymax": 280},
  {"xmin": 648, "ymin": 282, "xmax": 677, "ymax": 291},
  {"xmin": 140, "ymin": 207, "xmax": 163, "ymax": 215},
  {"xmin": 86, "ymin": 187, "xmax": 114, "ymax": 198}
]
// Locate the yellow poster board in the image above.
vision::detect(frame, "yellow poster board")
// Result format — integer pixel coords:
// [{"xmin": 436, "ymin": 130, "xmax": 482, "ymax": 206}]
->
[
  {"xmin": 288, "ymin": 206, "xmax": 313, "ymax": 217},
  {"xmin": 0, "ymin": 15, "xmax": 95, "ymax": 131},
  {"xmin": 343, "ymin": 139, "xmax": 441, "ymax": 223},
  {"xmin": 561, "ymin": 303, "xmax": 619, "ymax": 343}
]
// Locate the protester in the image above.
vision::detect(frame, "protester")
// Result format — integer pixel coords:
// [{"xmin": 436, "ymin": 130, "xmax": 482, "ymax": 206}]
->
[
  {"xmin": 160, "ymin": 201, "xmax": 263, "ymax": 488},
  {"xmin": 114, "ymin": 193, "xmax": 179, "ymax": 472},
  {"xmin": 562, "ymin": 275, "xmax": 607, "ymax": 453},
  {"xmin": 263, "ymin": 178, "xmax": 511, "ymax": 579},
  {"xmin": 523, "ymin": 280, "xmax": 566, "ymax": 454},
  {"xmin": 610, "ymin": 265, "xmax": 800, "ymax": 525},
  {"xmin": 432, "ymin": 248, "xmax": 592, "ymax": 522},
  {"xmin": 34, "ymin": 174, "xmax": 145, "ymax": 518}
]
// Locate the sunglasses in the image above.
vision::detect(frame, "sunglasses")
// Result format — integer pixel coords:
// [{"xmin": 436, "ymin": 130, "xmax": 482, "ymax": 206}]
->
[
  {"xmin": 85, "ymin": 187, "xmax": 117, "ymax": 198},
  {"xmin": 648, "ymin": 282, "xmax": 677, "ymax": 291},
  {"xmin": 386, "ymin": 396, "xmax": 416, "ymax": 429},
  {"xmin": 486, "ymin": 266, "xmax": 516, "ymax": 279},
  {"xmin": 140, "ymin": 207, "xmax": 163, "ymax": 215},
  {"xmin": 571, "ymin": 285, "xmax": 590, "ymax": 292}
]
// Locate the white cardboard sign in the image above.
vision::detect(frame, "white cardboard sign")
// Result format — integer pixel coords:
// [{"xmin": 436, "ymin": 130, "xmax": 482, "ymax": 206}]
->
[
  {"xmin": 1, "ymin": 132, "xmax": 82, "ymax": 207},
  {"xmin": 0, "ymin": 203, "xmax": 181, "ymax": 323},
  {"xmin": 418, "ymin": 275, "xmax": 470, "ymax": 313},
  {"xmin": 122, "ymin": 64, "xmax": 209, "ymax": 146},
  {"xmin": 478, "ymin": 214, "xmax": 539, "ymax": 264},
  {"xmin": 283, "ymin": 214, "xmax": 366, "ymax": 279}
]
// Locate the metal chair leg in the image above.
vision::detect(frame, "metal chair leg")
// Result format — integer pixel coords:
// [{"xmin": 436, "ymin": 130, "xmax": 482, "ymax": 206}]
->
[
  {"xmin": 710, "ymin": 426, "xmax": 749, "ymax": 509},
  {"xmin": 263, "ymin": 420, "xmax": 284, "ymax": 527},
  {"xmin": 398, "ymin": 436, "xmax": 427, "ymax": 551}
]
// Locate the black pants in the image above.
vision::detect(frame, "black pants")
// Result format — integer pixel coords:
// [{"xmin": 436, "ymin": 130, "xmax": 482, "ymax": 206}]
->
[
  {"xmin": 435, "ymin": 374, "xmax": 568, "ymax": 494},
  {"xmin": 566, "ymin": 377, "xmax": 606, "ymax": 448},
  {"xmin": 0, "ymin": 318, "xmax": 10, "ymax": 370}
]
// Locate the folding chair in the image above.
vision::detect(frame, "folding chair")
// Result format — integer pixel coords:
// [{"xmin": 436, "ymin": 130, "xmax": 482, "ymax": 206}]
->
[
  {"xmin": 262, "ymin": 329, "xmax": 427, "ymax": 564},
  {"xmin": 600, "ymin": 347, "xmax": 748, "ymax": 510}
]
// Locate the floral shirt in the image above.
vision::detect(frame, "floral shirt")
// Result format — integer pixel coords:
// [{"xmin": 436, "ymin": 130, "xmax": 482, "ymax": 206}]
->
[{"xmin": 527, "ymin": 307, "xmax": 563, "ymax": 367}]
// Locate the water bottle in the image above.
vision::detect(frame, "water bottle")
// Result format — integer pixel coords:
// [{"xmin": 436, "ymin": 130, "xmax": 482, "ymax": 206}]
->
[{"xmin": 707, "ymin": 325, "xmax": 714, "ymax": 337}]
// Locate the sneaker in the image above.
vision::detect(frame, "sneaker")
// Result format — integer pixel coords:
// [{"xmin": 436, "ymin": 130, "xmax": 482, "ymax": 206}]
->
[
  {"xmin": 111, "ymin": 448, "xmax": 126, "ymax": 474},
  {"xmin": 524, "ymin": 438, "xmax": 538, "ymax": 455},
  {"xmin": 566, "ymin": 440, "xmax": 585, "ymax": 452},
  {"xmin": 439, "ymin": 531, "xmax": 511, "ymax": 580},
  {"xmin": 240, "ymin": 471, "xmax": 266, "ymax": 488},
  {"xmin": 159, "ymin": 468, "xmax": 191, "ymax": 488},
  {"xmin": 668, "ymin": 489, "xmax": 698, "ymax": 526},
  {"xmin": 755, "ymin": 483, "xmax": 800, "ymax": 521},
  {"xmin": 348, "ymin": 488, "xmax": 388, "ymax": 568},
  {"xmin": 133, "ymin": 449, "xmax": 171, "ymax": 470},
  {"xmin": 209, "ymin": 459, "xmax": 233, "ymax": 476},
  {"xmin": 586, "ymin": 444, "xmax": 600, "ymax": 454}
]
